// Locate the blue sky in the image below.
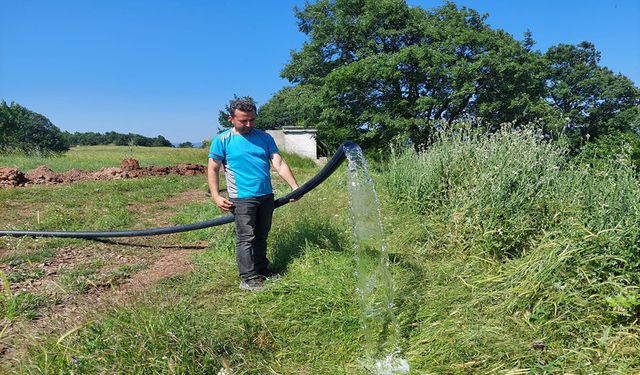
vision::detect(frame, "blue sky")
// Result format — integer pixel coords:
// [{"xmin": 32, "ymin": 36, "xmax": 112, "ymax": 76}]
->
[{"xmin": 1, "ymin": 0, "xmax": 638, "ymax": 144}]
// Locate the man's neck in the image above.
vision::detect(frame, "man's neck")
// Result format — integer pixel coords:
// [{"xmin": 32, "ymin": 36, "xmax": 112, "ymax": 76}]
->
[{"xmin": 232, "ymin": 128, "xmax": 252, "ymax": 136}]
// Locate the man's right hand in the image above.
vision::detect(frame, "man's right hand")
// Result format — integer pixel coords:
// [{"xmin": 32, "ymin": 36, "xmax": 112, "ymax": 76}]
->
[{"xmin": 213, "ymin": 195, "xmax": 233, "ymax": 213}]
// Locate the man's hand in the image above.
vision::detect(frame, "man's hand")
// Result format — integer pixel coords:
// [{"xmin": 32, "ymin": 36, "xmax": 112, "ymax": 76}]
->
[
  {"xmin": 213, "ymin": 195, "xmax": 233, "ymax": 212},
  {"xmin": 289, "ymin": 184, "xmax": 300, "ymax": 202},
  {"xmin": 208, "ymin": 158, "xmax": 233, "ymax": 212}
]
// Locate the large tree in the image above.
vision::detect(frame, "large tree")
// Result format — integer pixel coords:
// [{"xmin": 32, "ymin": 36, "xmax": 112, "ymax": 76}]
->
[
  {"xmin": 545, "ymin": 42, "xmax": 640, "ymax": 148},
  {"xmin": 0, "ymin": 101, "xmax": 69, "ymax": 153},
  {"xmin": 263, "ymin": 0, "xmax": 553, "ymax": 150},
  {"xmin": 261, "ymin": 0, "xmax": 640, "ymax": 154}
]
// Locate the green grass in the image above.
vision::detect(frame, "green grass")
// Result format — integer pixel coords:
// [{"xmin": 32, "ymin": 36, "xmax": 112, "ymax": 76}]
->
[
  {"xmin": 0, "ymin": 145, "xmax": 209, "ymax": 172},
  {"xmin": 0, "ymin": 291, "xmax": 45, "ymax": 320},
  {"xmin": 0, "ymin": 145, "xmax": 316, "ymax": 173},
  {"xmin": 106, "ymin": 263, "xmax": 148, "ymax": 285},
  {"xmin": 0, "ymin": 270, "xmax": 46, "ymax": 321},
  {"xmin": 58, "ymin": 260, "xmax": 104, "ymax": 293},
  {"xmin": 56, "ymin": 262, "xmax": 148, "ymax": 295},
  {"xmin": 19, "ymin": 187, "xmax": 364, "ymax": 374},
  {"xmin": 3, "ymin": 142, "xmax": 639, "ymax": 373},
  {"xmin": 7, "ymin": 267, "xmax": 45, "ymax": 284},
  {"xmin": 1, "ymin": 248, "xmax": 57, "ymax": 266},
  {"xmin": 0, "ymin": 175, "xmax": 205, "ymax": 239},
  {"xmin": 1, "ymin": 249, "xmax": 55, "ymax": 285}
]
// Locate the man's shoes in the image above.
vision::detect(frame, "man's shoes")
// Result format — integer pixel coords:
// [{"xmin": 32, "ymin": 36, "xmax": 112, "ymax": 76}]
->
[
  {"xmin": 261, "ymin": 269, "xmax": 281, "ymax": 280},
  {"xmin": 239, "ymin": 277, "xmax": 265, "ymax": 292}
]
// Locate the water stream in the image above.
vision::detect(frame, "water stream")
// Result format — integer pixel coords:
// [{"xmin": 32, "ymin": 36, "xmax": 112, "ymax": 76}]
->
[{"xmin": 344, "ymin": 144, "xmax": 410, "ymax": 374}]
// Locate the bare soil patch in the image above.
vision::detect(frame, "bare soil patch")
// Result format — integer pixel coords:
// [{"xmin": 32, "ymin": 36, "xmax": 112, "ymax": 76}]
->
[
  {"xmin": 0, "ymin": 159, "xmax": 205, "ymax": 188},
  {"xmin": 0, "ymin": 239, "xmax": 204, "ymax": 365}
]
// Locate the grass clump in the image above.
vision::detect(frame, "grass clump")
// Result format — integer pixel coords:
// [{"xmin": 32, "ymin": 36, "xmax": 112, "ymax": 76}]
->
[
  {"xmin": 0, "ymin": 291, "xmax": 45, "ymax": 320},
  {"xmin": 58, "ymin": 261, "xmax": 104, "ymax": 293},
  {"xmin": 0, "ymin": 270, "xmax": 45, "ymax": 320},
  {"xmin": 386, "ymin": 127, "xmax": 566, "ymax": 258}
]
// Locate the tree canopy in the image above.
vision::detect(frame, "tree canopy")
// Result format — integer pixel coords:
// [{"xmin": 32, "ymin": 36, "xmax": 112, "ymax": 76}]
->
[
  {"xmin": 545, "ymin": 42, "xmax": 640, "ymax": 148},
  {"xmin": 258, "ymin": 0, "xmax": 640, "ymax": 154},
  {"xmin": 0, "ymin": 101, "xmax": 70, "ymax": 154}
]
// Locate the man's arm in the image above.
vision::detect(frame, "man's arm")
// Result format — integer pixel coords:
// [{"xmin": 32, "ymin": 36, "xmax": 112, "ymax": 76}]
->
[
  {"xmin": 271, "ymin": 153, "xmax": 300, "ymax": 194},
  {"xmin": 207, "ymin": 158, "xmax": 233, "ymax": 212}
]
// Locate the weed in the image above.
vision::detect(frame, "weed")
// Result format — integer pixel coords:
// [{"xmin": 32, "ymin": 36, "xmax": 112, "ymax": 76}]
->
[
  {"xmin": 0, "ymin": 271, "xmax": 45, "ymax": 320},
  {"xmin": 58, "ymin": 261, "xmax": 103, "ymax": 293},
  {"xmin": 7, "ymin": 268, "xmax": 45, "ymax": 283},
  {"xmin": 105, "ymin": 263, "xmax": 148, "ymax": 287}
]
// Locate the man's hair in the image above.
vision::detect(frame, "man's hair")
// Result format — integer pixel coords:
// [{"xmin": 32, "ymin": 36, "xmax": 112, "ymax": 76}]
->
[{"xmin": 228, "ymin": 98, "xmax": 257, "ymax": 117}]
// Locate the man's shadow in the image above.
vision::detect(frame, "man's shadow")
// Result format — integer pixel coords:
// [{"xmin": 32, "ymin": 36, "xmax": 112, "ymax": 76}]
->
[{"xmin": 268, "ymin": 218, "xmax": 347, "ymax": 273}]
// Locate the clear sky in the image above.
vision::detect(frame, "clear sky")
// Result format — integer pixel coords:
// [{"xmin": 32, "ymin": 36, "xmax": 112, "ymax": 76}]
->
[{"xmin": 1, "ymin": 0, "xmax": 638, "ymax": 144}]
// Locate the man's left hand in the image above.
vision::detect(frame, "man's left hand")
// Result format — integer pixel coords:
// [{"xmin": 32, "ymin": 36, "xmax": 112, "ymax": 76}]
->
[{"xmin": 289, "ymin": 185, "xmax": 300, "ymax": 202}]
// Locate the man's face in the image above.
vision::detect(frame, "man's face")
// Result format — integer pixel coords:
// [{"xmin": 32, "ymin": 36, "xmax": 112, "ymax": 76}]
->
[{"xmin": 229, "ymin": 109, "xmax": 256, "ymax": 135}]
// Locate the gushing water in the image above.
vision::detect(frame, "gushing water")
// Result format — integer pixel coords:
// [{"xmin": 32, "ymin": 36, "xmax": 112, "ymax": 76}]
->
[{"xmin": 344, "ymin": 144, "xmax": 409, "ymax": 374}]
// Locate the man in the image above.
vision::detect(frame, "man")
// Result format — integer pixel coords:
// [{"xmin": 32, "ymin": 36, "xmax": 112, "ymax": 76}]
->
[{"xmin": 208, "ymin": 98, "xmax": 300, "ymax": 291}]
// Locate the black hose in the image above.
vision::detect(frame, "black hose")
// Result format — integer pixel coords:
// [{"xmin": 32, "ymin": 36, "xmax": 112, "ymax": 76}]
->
[{"xmin": 0, "ymin": 141, "xmax": 356, "ymax": 239}]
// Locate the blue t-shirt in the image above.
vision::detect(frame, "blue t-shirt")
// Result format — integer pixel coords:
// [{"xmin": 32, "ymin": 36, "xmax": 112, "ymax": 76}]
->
[{"xmin": 208, "ymin": 128, "xmax": 279, "ymax": 198}]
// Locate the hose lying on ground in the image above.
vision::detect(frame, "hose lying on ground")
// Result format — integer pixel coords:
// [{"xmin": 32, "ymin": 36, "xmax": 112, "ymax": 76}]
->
[{"xmin": 0, "ymin": 141, "xmax": 355, "ymax": 239}]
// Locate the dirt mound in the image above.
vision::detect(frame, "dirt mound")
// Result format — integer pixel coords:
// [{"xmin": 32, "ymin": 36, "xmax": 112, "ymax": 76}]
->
[
  {"xmin": 0, "ymin": 168, "xmax": 27, "ymax": 187},
  {"xmin": 0, "ymin": 160, "xmax": 206, "ymax": 188},
  {"xmin": 25, "ymin": 166, "xmax": 64, "ymax": 184},
  {"xmin": 121, "ymin": 158, "xmax": 140, "ymax": 170},
  {"xmin": 61, "ymin": 168, "xmax": 94, "ymax": 183},
  {"xmin": 175, "ymin": 162, "xmax": 206, "ymax": 175}
]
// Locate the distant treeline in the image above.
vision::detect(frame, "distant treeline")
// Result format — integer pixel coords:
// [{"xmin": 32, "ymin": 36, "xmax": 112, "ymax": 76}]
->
[
  {"xmin": 0, "ymin": 100, "xmax": 174, "ymax": 154},
  {"xmin": 63, "ymin": 131, "xmax": 172, "ymax": 148}
]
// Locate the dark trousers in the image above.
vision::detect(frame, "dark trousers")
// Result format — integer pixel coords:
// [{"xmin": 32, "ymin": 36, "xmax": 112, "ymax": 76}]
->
[{"xmin": 230, "ymin": 194, "xmax": 274, "ymax": 280}]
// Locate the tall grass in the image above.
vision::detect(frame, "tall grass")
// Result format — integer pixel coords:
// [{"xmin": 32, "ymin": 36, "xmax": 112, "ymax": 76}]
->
[
  {"xmin": 386, "ymin": 128, "xmax": 567, "ymax": 257},
  {"xmin": 383, "ymin": 126, "xmax": 640, "ymax": 372}
]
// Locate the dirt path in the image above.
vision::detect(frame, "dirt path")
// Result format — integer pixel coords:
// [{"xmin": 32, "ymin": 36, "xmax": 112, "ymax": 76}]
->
[{"xmin": 0, "ymin": 242, "xmax": 203, "ymax": 364}]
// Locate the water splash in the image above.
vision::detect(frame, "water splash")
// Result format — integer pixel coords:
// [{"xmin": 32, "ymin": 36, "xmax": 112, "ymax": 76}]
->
[{"xmin": 344, "ymin": 143, "xmax": 409, "ymax": 374}]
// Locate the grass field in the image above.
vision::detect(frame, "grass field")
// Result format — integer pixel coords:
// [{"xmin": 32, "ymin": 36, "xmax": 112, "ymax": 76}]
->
[
  {"xmin": 1, "ymin": 137, "xmax": 638, "ymax": 374},
  {"xmin": 0, "ymin": 145, "xmax": 209, "ymax": 172}
]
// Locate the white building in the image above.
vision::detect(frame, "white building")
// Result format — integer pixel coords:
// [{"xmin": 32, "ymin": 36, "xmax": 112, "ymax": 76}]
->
[{"xmin": 267, "ymin": 127, "xmax": 318, "ymax": 160}]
